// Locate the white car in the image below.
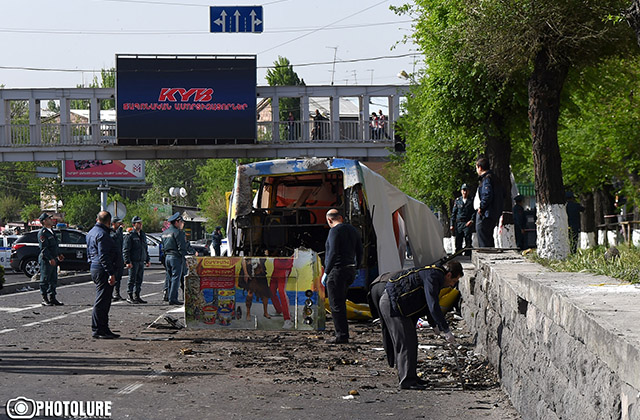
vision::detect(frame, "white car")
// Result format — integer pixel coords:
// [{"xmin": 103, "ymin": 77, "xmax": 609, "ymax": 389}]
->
[
  {"xmin": 145, "ymin": 234, "xmax": 163, "ymax": 264},
  {"xmin": 0, "ymin": 235, "xmax": 19, "ymax": 270}
]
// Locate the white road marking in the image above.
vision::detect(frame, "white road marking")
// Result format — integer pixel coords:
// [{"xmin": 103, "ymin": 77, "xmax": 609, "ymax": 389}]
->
[
  {"xmin": 0, "ymin": 304, "xmax": 43, "ymax": 313},
  {"xmin": 0, "ymin": 328, "xmax": 16, "ymax": 334},
  {"xmin": 116, "ymin": 370, "xmax": 165, "ymax": 395},
  {"xmin": 22, "ymin": 307, "xmax": 93, "ymax": 327}
]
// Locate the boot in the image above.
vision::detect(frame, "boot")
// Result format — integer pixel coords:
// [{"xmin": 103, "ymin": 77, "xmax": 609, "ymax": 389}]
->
[
  {"xmin": 134, "ymin": 293, "xmax": 147, "ymax": 304},
  {"xmin": 162, "ymin": 289, "xmax": 168, "ymax": 302},
  {"xmin": 41, "ymin": 294, "xmax": 52, "ymax": 306},
  {"xmin": 112, "ymin": 290, "xmax": 123, "ymax": 301},
  {"xmin": 49, "ymin": 295, "xmax": 64, "ymax": 306},
  {"xmin": 126, "ymin": 293, "xmax": 137, "ymax": 304}
]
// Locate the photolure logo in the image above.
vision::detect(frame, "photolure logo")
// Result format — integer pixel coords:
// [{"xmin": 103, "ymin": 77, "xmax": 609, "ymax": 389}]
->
[
  {"xmin": 5, "ymin": 397, "xmax": 112, "ymax": 419},
  {"xmin": 158, "ymin": 88, "xmax": 214, "ymax": 102}
]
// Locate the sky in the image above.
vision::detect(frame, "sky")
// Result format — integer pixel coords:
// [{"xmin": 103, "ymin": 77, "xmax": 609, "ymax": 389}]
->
[{"xmin": 0, "ymin": 0, "xmax": 421, "ymax": 89}]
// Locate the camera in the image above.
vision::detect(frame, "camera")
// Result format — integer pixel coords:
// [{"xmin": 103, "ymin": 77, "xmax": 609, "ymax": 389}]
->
[{"xmin": 6, "ymin": 397, "xmax": 36, "ymax": 419}]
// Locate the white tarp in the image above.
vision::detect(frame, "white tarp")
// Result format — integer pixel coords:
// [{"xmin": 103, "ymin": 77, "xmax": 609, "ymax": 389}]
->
[{"xmin": 360, "ymin": 163, "xmax": 446, "ymax": 273}]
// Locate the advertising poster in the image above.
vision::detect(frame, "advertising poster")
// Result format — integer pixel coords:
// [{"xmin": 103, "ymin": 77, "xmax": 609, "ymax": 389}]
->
[
  {"xmin": 184, "ymin": 249, "xmax": 325, "ymax": 330},
  {"xmin": 62, "ymin": 160, "xmax": 145, "ymax": 181},
  {"xmin": 116, "ymin": 54, "xmax": 257, "ymax": 143}
]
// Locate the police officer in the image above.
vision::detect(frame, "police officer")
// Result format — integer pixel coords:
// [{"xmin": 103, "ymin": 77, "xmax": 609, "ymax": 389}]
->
[
  {"xmin": 374, "ymin": 261, "xmax": 463, "ymax": 390},
  {"xmin": 162, "ymin": 212, "xmax": 187, "ymax": 305},
  {"xmin": 212, "ymin": 226, "xmax": 223, "ymax": 256},
  {"xmin": 123, "ymin": 216, "xmax": 150, "ymax": 304},
  {"xmin": 110, "ymin": 217, "xmax": 125, "ymax": 301},
  {"xmin": 450, "ymin": 184, "xmax": 475, "ymax": 256},
  {"xmin": 86, "ymin": 211, "xmax": 120, "ymax": 339},
  {"xmin": 324, "ymin": 209, "xmax": 363, "ymax": 344},
  {"xmin": 38, "ymin": 213, "xmax": 64, "ymax": 306}
]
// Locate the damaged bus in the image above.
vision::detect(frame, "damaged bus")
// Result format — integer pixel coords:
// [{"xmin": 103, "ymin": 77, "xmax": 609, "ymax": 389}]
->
[{"xmin": 226, "ymin": 158, "xmax": 446, "ymax": 302}]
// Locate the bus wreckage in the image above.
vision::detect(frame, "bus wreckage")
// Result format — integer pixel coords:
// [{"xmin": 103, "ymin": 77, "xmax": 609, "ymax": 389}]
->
[{"xmin": 184, "ymin": 158, "xmax": 446, "ymax": 331}]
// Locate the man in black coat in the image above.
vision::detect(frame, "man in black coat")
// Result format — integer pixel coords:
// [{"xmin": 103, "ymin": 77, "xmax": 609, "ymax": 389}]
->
[{"xmin": 450, "ymin": 184, "xmax": 475, "ymax": 255}]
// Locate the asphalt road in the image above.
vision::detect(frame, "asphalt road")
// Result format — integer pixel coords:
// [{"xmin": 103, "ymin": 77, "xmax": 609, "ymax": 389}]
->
[{"xmin": 0, "ymin": 268, "xmax": 521, "ymax": 420}]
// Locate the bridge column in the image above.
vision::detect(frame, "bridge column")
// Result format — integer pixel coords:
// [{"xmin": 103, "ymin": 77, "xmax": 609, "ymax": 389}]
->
[
  {"xmin": 390, "ymin": 95, "xmax": 400, "ymax": 140},
  {"xmin": 59, "ymin": 98, "xmax": 70, "ymax": 145},
  {"xmin": 301, "ymin": 95, "xmax": 310, "ymax": 141},
  {"xmin": 271, "ymin": 95, "xmax": 279, "ymax": 142},
  {"xmin": 0, "ymin": 99, "xmax": 8, "ymax": 146},
  {"xmin": 330, "ymin": 96, "xmax": 340, "ymax": 141},
  {"xmin": 29, "ymin": 98, "xmax": 42, "ymax": 146},
  {"xmin": 360, "ymin": 95, "xmax": 370, "ymax": 141},
  {"xmin": 90, "ymin": 96, "xmax": 100, "ymax": 144}
]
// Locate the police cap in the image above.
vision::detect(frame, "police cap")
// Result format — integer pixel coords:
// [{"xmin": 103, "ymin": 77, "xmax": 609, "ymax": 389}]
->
[
  {"xmin": 168, "ymin": 212, "xmax": 183, "ymax": 223},
  {"xmin": 460, "ymin": 183, "xmax": 468, "ymax": 190},
  {"xmin": 39, "ymin": 212, "xmax": 51, "ymax": 222},
  {"xmin": 131, "ymin": 216, "xmax": 142, "ymax": 224},
  {"xmin": 113, "ymin": 217, "xmax": 123, "ymax": 224}
]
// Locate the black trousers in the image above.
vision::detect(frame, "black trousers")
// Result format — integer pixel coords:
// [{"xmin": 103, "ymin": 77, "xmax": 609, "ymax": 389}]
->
[
  {"xmin": 91, "ymin": 268, "xmax": 114, "ymax": 335},
  {"xmin": 454, "ymin": 222, "xmax": 473, "ymax": 255},
  {"xmin": 326, "ymin": 266, "xmax": 356, "ymax": 341},
  {"xmin": 476, "ymin": 214, "xmax": 496, "ymax": 248}
]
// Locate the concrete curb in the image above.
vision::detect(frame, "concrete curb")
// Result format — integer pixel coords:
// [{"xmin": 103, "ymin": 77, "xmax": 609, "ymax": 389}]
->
[{"xmin": 0, "ymin": 272, "xmax": 92, "ymax": 295}]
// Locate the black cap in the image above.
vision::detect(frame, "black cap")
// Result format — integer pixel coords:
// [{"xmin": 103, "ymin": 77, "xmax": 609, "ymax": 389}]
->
[
  {"xmin": 215, "ymin": 226, "xmax": 222, "ymax": 230},
  {"xmin": 460, "ymin": 183, "xmax": 468, "ymax": 190},
  {"xmin": 39, "ymin": 213, "xmax": 51, "ymax": 222}
]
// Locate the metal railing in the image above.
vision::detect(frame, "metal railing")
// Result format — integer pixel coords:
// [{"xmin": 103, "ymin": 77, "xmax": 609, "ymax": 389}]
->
[{"xmin": 256, "ymin": 120, "xmax": 394, "ymax": 144}]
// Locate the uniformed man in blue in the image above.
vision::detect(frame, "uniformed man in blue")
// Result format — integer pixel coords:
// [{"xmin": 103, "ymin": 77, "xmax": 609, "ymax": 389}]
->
[
  {"xmin": 376, "ymin": 261, "xmax": 462, "ymax": 390},
  {"xmin": 86, "ymin": 211, "xmax": 120, "ymax": 339},
  {"xmin": 450, "ymin": 184, "xmax": 475, "ymax": 256},
  {"xmin": 162, "ymin": 212, "xmax": 188, "ymax": 305},
  {"xmin": 212, "ymin": 226, "xmax": 223, "ymax": 256},
  {"xmin": 110, "ymin": 217, "xmax": 125, "ymax": 301},
  {"xmin": 324, "ymin": 209, "xmax": 363, "ymax": 344},
  {"xmin": 123, "ymin": 216, "xmax": 150, "ymax": 304},
  {"xmin": 38, "ymin": 212, "xmax": 65, "ymax": 306}
]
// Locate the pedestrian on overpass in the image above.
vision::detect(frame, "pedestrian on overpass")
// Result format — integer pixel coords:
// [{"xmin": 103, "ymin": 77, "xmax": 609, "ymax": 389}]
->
[
  {"xmin": 371, "ymin": 261, "xmax": 462, "ymax": 390},
  {"xmin": 123, "ymin": 216, "xmax": 150, "ymax": 304},
  {"xmin": 162, "ymin": 212, "xmax": 187, "ymax": 305},
  {"xmin": 86, "ymin": 211, "xmax": 120, "ymax": 339},
  {"xmin": 110, "ymin": 217, "xmax": 124, "ymax": 301},
  {"xmin": 38, "ymin": 213, "xmax": 65, "ymax": 306}
]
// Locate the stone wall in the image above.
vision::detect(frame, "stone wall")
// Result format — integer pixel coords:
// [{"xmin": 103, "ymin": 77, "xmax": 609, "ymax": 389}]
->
[{"xmin": 461, "ymin": 251, "xmax": 640, "ymax": 420}]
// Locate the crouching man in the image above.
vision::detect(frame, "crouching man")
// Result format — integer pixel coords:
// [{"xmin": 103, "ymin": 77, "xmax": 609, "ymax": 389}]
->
[{"xmin": 369, "ymin": 260, "xmax": 463, "ymax": 390}]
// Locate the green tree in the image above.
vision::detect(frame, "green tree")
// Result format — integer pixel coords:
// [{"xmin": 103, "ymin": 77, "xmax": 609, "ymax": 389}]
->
[
  {"xmin": 196, "ymin": 159, "xmax": 237, "ymax": 231},
  {"xmin": 0, "ymin": 195, "xmax": 23, "ymax": 224},
  {"xmin": 71, "ymin": 68, "xmax": 115, "ymax": 109},
  {"xmin": 143, "ymin": 160, "xmax": 206, "ymax": 207},
  {"xmin": 265, "ymin": 56, "xmax": 305, "ymax": 139},
  {"xmin": 21, "ymin": 203, "xmax": 42, "ymax": 224},
  {"xmin": 462, "ymin": 0, "xmax": 637, "ymax": 259},
  {"xmin": 62, "ymin": 190, "xmax": 101, "ymax": 229}
]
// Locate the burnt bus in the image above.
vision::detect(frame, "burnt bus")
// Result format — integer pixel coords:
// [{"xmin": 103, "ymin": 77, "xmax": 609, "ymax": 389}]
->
[{"xmin": 227, "ymin": 158, "xmax": 446, "ymax": 303}]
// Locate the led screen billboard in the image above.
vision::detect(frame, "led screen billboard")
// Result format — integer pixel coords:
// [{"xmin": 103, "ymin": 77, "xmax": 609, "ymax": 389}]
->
[{"xmin": 116, "ymin": 55, "xmax": 256, "ymax": 144}]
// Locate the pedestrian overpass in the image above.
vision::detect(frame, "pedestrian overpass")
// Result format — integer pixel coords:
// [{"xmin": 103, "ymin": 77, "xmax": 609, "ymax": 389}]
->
[{"xmin": 0, "ymin": 85, "xmax": 409, "ymax": 162}]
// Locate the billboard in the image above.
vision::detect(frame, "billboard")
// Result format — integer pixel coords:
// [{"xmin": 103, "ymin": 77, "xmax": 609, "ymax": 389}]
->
[
  {"xmin": 184, "ymin": 250, "xmax": 325, "ymax": 331},
  {"xmin": 116, "ymin": 54, "xmax": 256, "ymax": 144},
  {"xmin": 62, "ymin": 160, "xmax": 145, "ymax": 182}
]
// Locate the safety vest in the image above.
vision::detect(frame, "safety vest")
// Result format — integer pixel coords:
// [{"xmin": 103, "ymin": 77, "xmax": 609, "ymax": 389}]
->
[{"xmin": 385, "ymin": 265, "xmax": 444, "ymax": 317}]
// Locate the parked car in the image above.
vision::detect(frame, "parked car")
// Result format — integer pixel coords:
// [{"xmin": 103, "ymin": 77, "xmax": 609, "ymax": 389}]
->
[
  {"xmin": 1, "ymin": 235, "xmax": 19, "ymax": 271},
  {"xmin": 145, "ymin": 233, "xmax": 163, "ymax": 264},
  {"xmin": 209, "ymin": 237, "xmax": 229, "ymax": 256},
  {"xmin": 190, "ymin": 239, "xmax": 210, "ymax": 257},
  {"xmin": 10, "ymin": 228, "xmax": 90, "ymax": 278}
]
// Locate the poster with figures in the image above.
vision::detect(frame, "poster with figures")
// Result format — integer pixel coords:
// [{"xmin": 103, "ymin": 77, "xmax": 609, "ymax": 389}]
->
[{"xmin": 184, "ymin": 249, "xmax": 325, "ymax": 330}]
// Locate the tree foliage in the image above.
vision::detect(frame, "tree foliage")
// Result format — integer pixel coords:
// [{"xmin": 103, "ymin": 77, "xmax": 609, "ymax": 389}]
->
[
  {"xmin": 0, "ymin": 195, "xmax": 23, "ymax": 224},
  {"xmin": 265, "ymin": 56, "xmax": 305, "ymax": 132},
  {"xmin": 62, "ymin": 190, "xmax": 101, "ymax": 229},
  {"xmin": 196, "ymin": 159, "xmax": 237, "ymax": 231}
]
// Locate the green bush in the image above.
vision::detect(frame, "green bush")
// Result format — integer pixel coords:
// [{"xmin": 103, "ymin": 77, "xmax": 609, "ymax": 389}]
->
[{"xmin": 0, "ymin": 265, "xmax": 5, "ymax": 289}]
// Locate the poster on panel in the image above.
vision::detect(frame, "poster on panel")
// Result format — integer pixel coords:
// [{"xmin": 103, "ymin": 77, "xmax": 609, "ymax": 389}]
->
[{"xmin": 62, "ymin": 160, "xmax": 145, "ymax": 181}]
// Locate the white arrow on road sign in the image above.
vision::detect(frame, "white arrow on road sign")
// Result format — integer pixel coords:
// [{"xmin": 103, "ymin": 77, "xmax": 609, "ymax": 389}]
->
[
  {"xmin": 250, "ymin": 10, "xmax": 262, "ymax": 33},
  {"xmin": 214, "ymin": 10, "xmax": 227, "ymax": 32},
  {"xmin": 234, "ymin": 10, "xmax": 241, "ymax": 33}
]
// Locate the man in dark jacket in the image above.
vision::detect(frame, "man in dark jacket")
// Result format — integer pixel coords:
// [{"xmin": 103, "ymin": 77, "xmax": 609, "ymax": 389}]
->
[
  {"xmin": 450, "ymin": 184, "xmax": 475, "ymax": 255},
  {"xmin": 38, "ymin": 213, "xmax": 65, "ymax": 306},
  {"xmin": 372, "ymin": 261, "xmax": 463, "ymax": 390},
  {"xmin": 123, "ymin": 216, "xmax": 150, "ymax": 304},
  {"xmin": 324, "ymin": 209, "xmax": 363, "ymax": 344},
  {"xmin": 110, "ymin": 217, "xmax": 124, "ymax": 301},
  {"xmin": 513, "ymin": 195, "xmax": 526, "ymax": 250},
  {"xmin": 86, "ymin": 211, "xmax": 119, "ymax": 339},
  {"xmin": 212, "ymin": 226, "xmax": 223, "ymax": 256},
  {"xmin": 475, "ymin": 157, "xmax": 502, "ymax": 248},
  {"xmin": 566, "ymin": 191, "xmax": 585, "ymax": 253},
  {"xmin": 162, "ymin": 212, "xmax": 188, "ymax": 305}
]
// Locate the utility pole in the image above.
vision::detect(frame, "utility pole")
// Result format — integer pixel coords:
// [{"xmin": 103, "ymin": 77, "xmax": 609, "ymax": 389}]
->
[
  {"xmin": 327, "ymin": 46, "xmax": 338, "ymax": 86},
  {"xmin": 367, "ymin": 69, "xmax": 374, "ymax": 85},
  {"xmin": 351, "ymin": 70, "xmax": 358, "ymax": 85}
]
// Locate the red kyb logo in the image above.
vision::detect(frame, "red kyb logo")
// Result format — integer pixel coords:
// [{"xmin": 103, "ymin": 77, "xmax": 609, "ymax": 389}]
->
[{"xmin": 158, "ymin": 88, "xmax": 214, "ymax": 102}]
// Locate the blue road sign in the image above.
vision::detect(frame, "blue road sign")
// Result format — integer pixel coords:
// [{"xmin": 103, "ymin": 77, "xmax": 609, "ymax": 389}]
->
[{"xmin": 210, "ymin": 6, "xmax": 263, "ymax": 33}]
